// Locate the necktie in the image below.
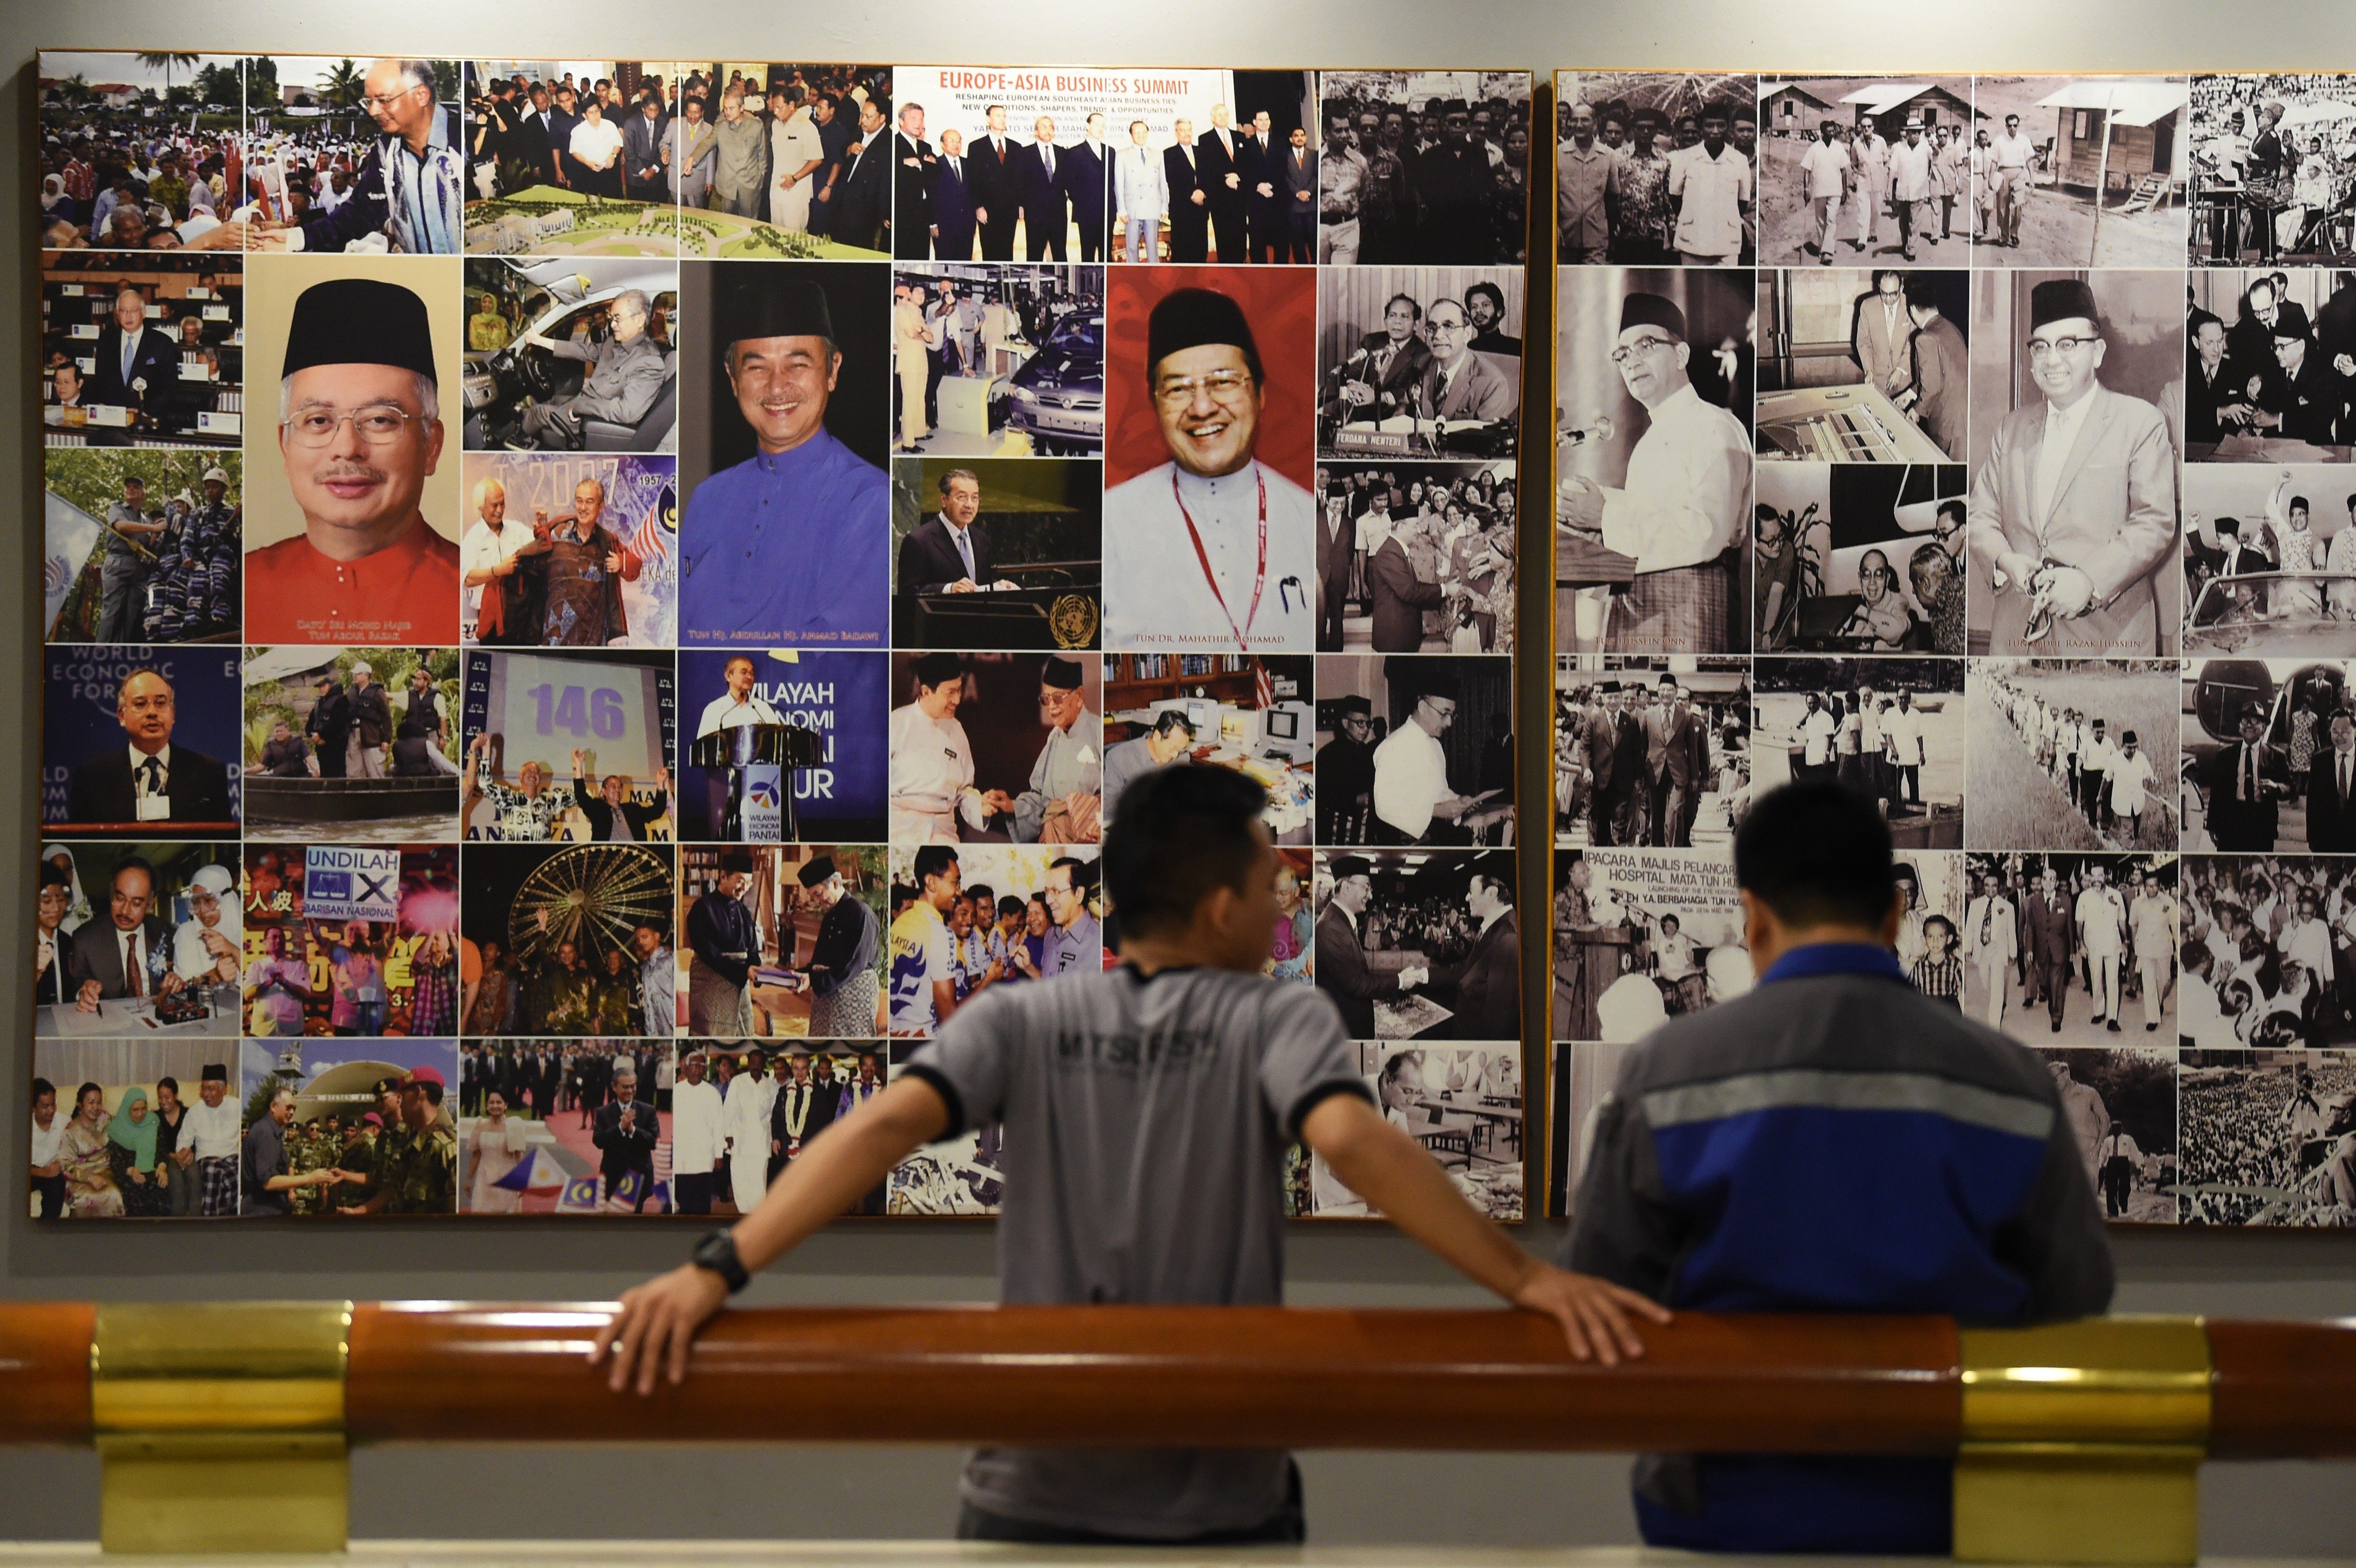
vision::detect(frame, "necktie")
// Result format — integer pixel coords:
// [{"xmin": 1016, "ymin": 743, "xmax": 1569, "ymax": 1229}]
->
[
  {"xmin": 2341, "ymin": 753, "xmax": 2349, "ymax": 802},
  {"xmin": 123, "ymin": 332, "xmax": 138, "ymax": 386},
  {"xmin": 956, "ymin": 526, "xmax": 974, "ymax": 579},
  {"xmin": 2246, "ymin": 745, "xmax": 2258, "ymax": 803},
  {"xmin": 1043, "ymin": 145, "xmax": 1054, "ymax": 181},
  {"xmin": 126, "ymin": 932, "xmax": 143, "ymax": 998},
  {"xmin": 141, "ymin": 756, "xmax": 164, "ymax": 797}
]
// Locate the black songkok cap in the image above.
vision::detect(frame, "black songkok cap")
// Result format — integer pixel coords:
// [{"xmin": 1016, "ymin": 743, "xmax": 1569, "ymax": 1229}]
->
[
  {"xmin": 200, "ymin": 1063, "xmax": 228, "ymax": 1083},
  {"xmin": 1418, "ymin": 673, "xmax": 1461, "ymax": 700},
  {"xmin": 1329, "ymin": 855, "xmax": 1372, "ymax": 880},
  {"xmin": 912, "ymin": 652, "xmax": 963, "ymax": 688},
  {"xmin": 724, "ymin": 270, "xmax": 837, "ymax": 347},
  {"xmin": 797, "ymin": 855, "xmax": 837, "ymax": 887},
  {"xmin": 2271, "ymin": 301, "xmax": 2312, "ymax": 342},
  {"xmin": 283, "ymin": 277, "xmax": 437, "ymax": 384},
  {"xmin": 2029, "ymin": 278, "xmax": 2102, "ymax": 333},
  {"xmin": 1041, "ymin": 655, "xmax": 1084, "ymax": 690},
  {"xmin": 1441, "ymin": 98, "xmax": 1469, "ymax": 115},
  {"xmin": 1146, "ymin": 287, "xmax": 1262, "ymax": 384},
  {"xmin": 1619, "ymin": 291, "xmax": 1687, "ymax": 341},
  {"xmin": 720, "ymin": 851, "xmax": 755, "ymax": 874}
]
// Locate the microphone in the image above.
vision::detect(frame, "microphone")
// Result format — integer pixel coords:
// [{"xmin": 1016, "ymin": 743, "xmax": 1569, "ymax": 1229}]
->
[{"xmin": 1558, "ymin": 414, "xmax": 1616, "ymax": 447}]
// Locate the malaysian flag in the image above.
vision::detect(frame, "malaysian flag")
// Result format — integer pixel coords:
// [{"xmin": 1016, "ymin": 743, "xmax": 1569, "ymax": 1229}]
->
[{"xmin": 626, "ymin": 483, "xmax": 677, "ymax": 565}]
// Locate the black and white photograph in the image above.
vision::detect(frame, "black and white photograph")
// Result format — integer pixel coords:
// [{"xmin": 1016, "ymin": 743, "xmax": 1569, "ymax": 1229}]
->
[
  {"xmin": 2181, "ymin": 657, "xmax": 2356, "ymax": 854},
  {"xmin": 1296, "ymin": 1042, "xmax": 1523, "ymax": 1222},
  {"xmin": 1756, "ymin": 77, "xmax": 1974, "ymax": 265},
  {"xmin": 1322, "ymin": 72, "xmax": 1531, "ymax": 267},
  {"xmin": 1551, "ymin": 657, "xmax": 1750, "ymax": 851},
  {"xmin": 41, "ymin": 252, "xmax": 243, "ymax": 450},
  {"xmin": 1315, "ymin": 462, "xmax": 1518, "ymax": 654},
  {"xmin": 1555, "ymin": 72, "xmax": 1756, "ymax": 267},
  {"xmin": 241, "ymin": 57, "xmax": 464, "ymax": 255},
  {"xmin": 1544, "ymin": 1038, "xmax": 1631, "ymax": 1220},
  {"xmin": 34, "ymin": 841, "xmax": 243, "ymax": 1040},
  {"xmin": 1961, "ymin": 851, "xmax": 2178, "ymax": 1042},
  {"xmin": 44, "ymin": 452, "xmax": 241, "ymax": 647},
  {"xmin": 2184, "ymin": 466, "xmax": 2356, "ymax": 654},
  {"xmin": 2185, "ymin": 75, "xmax": 2356, "ymax": 268},
  {"xmin": 1964, "ymin": 269, "xmax": 2185, "ymax": 656},
  {"xmin": 2178, "ymin": 1049, "xmax": 2356, "ymax": 1227},
  {"xmin": 1313, "ymin": 655, "xmax": 1513, "ymax": 847},
  {"xmin": 1969, "ymin": 659, "xmax": 2178, "ymax": 853},
  {"xmin": 2184, "ymin": 269, "xmax": 2356, "ymax": 460},
  {"xmin": 2037, "ymin": 1047, "xmax": 2179, "ymax": 1223},
  {"xmin": 1754, "ymin": 656, "xmax": 1964, "ymax": 848},
  {"xmin": 1317, "ymin": 267, "xmax": 1522, "ymax": 463},
  {"xmin": 1313, "ymin": 849, "xmax": 1519, "ymax": 1044},
  {"xmin": 460, "ymin": 62, "xmax": 684, "ymax": 256},
  {"xmin": 1756, "ymin": 464, "xmax": 1967, "ymax": 652},
  {"xmin": 1970, "ymin": 77, "xmax": 2190, "ymax": 267},
  {"xmin": 2182, "ymin": 857, "xmax": 2356, "ymax": 1051},
  {"xmin": 36, "ymin": 52, "xmax": 248, "ymax": 251},
  {"xmin": 892, "ymin": 458, "xmax": 1102, "ymax": 652},
  {"xmin": 1550, "ymin": 845, "xmax": 1751, "ymax": 1043},
  {"xmin": 890, "ymin": 265, "xmax": 1103, "ymax": 458},
  {"xmin": 29, "ymin": 1041, "xmax": 235, "ymax": 1220},
  {"xmin": 462, "ymin": 259, "xmax": 680, "ymax": 454},
  {"xmin": 1554, "ymin": 266, "xmax": 1754, "ymax": 655},
  {"xmin": 244, "ymin": 648, "xmax": 461, "ymax": 843},
  {"xmin": 1756, "ymin": 267, "xmax": 1966, "ymax": 462}
]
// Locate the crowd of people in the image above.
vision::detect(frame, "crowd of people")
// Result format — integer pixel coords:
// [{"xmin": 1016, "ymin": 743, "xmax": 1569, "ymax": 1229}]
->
[
  {"xmin": 1556, "ymin": 92, "xmax": 1755, "ymax": 265},
  {"xmin": 1315, "ymin": 91, "xmax": 1531, "ymax": 264},
  {"xmin": 2180, "ymin": 1054, "xmax": 2356, "ymax": 1225},
  {"xmin": 471, "ymin": 918, "xmax": 674, "ymax": 1038},
  {"xmin": 240, "ymin": 919, "xmax": 461, "ymax": 1037},
  {"xmin": 458, "ymin": 1040, "xmax": 667, "ymax": 1121},
  {"xmin": 2185, "ymin": 275, "xmax": 2356, "ymax": 452},
  {"xmin": 28, "ymin": 1067, "xmax": 240, "ymax": 1219},
  {"xmin": 1551, "ymin": 852, "xmax": 1754, "ymax": 1043},
  {"xmin": 1985, "ymin": 671, "xmax": 2162, "ymax": 845},
  {"xmin": 1316, "ymin": 464, "xmax": 1517, "ymax": 653},
  {"xmin": 2181, "ymin": 856, "xmax": 2356, "ymax": 1049},
  {"xmin": 1553, "ymin": 676, "xmax": 1748, "ymax": 848},
  {"xmin": 2189, "ymin": 76, "xmax": 2356, "ymax": 265},
  {"xmin": 38, "ymin": 84, "xmax": 245, "ymax": 250}
]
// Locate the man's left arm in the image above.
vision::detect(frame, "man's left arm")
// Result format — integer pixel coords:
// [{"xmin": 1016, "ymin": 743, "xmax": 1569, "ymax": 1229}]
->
[{"xmin": 2075, "ymin": 405, "xmax": 2181, "ymax": 609}]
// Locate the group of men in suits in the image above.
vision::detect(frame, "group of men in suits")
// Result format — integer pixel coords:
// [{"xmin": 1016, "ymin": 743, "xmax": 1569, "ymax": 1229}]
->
[
  {"xmin": 2199, "ymin": 697, "xmax": 2356, "ymax": 855},
  {"xmin": 1559, "ymin": 676, "xmax": 1716, "ymax": 850},
  {"xmin": 894, "ymin": 103, "xmax": 1114, "ymax": 262},
  {"xmin": 2186, "ymin": 273, "xmax": 2356, "ymax": 449}
]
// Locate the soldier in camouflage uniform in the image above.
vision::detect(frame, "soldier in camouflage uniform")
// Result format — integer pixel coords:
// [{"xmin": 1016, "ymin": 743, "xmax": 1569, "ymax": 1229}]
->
[
  {"xmin": 346, "ymin": 1066, "xmax": 458, "ymax": 1215},
  {"xmin": 285, "ymin": 1119, "xmax": 333, "ymax": 1216}
]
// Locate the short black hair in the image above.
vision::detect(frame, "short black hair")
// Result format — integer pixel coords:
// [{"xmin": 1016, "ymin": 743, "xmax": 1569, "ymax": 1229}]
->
[
  {"xmin": 1103, "ymin": 762, "xmax": 1266, "ymax": 939},
  {"xmin": 1733, "ymin": 779, "xmax": 1896, "ymax": 931},
  {"xmin": 914, "ymin": 844, "xmax": 957, "ymax": 889},
  {"xmin": 32, "ymin": 1076, "xmax": 55, "ymax": 1103},
  {"xmin": 1902, "ymin": 273, "xmax": 1942, "ymax": 310}
]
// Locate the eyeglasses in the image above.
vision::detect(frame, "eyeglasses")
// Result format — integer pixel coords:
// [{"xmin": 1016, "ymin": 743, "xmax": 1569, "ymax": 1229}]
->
[
  {"xmin": 283, "ymin": 404, "xmax": 426, "ymax": 447},
  {"xmin": 1154, "ymin": 370, "xmax": 1254, "ymax": 408},
  {"xmin": 1610, "ymin": 334, "xmax": 1677, "ymax": 364},
  {"xmin": 358, "ymin": 85, "xmax": 426, "ymax": 113},
  {"xmin": 2025, "ymin": 336, "xmax": 2098, "ymax": 360}
]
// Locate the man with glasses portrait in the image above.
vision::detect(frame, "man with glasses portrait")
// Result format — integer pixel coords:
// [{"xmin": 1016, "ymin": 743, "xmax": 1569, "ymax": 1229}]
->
[
  {"xmin": 246, "ymin": 275, "xmax": 460, "ymax": 643},
  {"xmin": 1964, "ymin": 279, "xmax": 2176, "ymax": 655},
  {"xmin": 1102, "ymin": 286, "xmax": 1315, "ymax": 651},
  {"xmin": 251, "ymin": 59, "xmax": 461, "ymax": 255}
]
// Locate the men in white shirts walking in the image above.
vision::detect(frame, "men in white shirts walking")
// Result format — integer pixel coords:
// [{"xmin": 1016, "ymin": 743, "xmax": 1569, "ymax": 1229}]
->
[
  {"xmin": 1965, "ymin": 867, "xmax": 2018, "ymax": 1029},
  {"xmin": 1850, "ymin": 117, "xmax": 1891, "ymax": 253},
  {"xmin": 2108, "ymin": 730, "xmax": 2155, "ymax": 844},
  {"xmin": 1799, "ymin": 119, "xmax": 1850, "ymax": 262},
  {"xmin": 669, "ymin": 1050, "xmax": 727, "ymax": 1215},
  {"xmin": 1988, "ymin": 114, "xmax": 2037, "ymax": 248},
  {"xmin": 2075, "ymin": 862, "xmax": 2127, "ymax": 1033},
  {"xmin": 1887, "ymin": 119, "xmax": 1935, "ymax": 261},
  {"xmin": 2079, "ymin": 719, "xmax": 2118, "ymax": 834},
  {"xmin": 2128, "ymin": 867, "xmax": 2174, "ymax": 1034}
]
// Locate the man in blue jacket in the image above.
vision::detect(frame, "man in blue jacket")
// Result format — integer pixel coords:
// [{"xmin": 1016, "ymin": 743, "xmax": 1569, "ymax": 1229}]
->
[{"xmin": 1566, "ymin": 777, "xmax": 2114, "ymax": 1555}]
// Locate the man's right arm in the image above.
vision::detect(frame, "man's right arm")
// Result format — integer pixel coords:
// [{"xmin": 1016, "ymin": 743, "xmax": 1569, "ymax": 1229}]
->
[{"xmin": 591, "ymin": 1075, "xmax": 950, "ymax": 1393}]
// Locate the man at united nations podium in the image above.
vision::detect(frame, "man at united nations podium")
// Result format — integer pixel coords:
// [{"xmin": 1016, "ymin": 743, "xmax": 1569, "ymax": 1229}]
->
[
  {"xmin": 1566, "ymin": 779, "xmax": 2113, "ymax": 1555},
  {"xmin": 245, "ymin": 276, "xmax": 461, "ymax": 645},
  {"xmin": 596, "ymin": 762, "xmax": 1665, "ymax": 1546},
  {"xmin": 899, "ymin": 468, "xmax": 1016, "ymax": 594}
]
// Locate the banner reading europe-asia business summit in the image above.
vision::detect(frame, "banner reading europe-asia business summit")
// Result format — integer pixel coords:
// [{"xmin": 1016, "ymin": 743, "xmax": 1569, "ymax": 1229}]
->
[{"xmin": 29, "ymin": 49, "xmax": 1536, "ymax": 1225}]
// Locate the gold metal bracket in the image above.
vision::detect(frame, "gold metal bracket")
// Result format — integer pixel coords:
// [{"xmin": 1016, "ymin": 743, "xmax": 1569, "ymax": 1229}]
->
[
  {"xmin": 91, "ymin": 1302, "xmax": 354, "ymax": 1556},
  {"xmin": 1954, "ymin": 1315, "xmax": 2211, "ymax": 1567}
]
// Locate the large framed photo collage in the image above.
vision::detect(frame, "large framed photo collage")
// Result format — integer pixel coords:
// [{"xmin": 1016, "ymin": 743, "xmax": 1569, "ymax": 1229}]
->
[
  {"xmin": 30, "ymin": 53, "xmax": 1535, "ymax": 1224},
  {"xmin": 1547, "ymin": 71, "xmax": 2356, "ymax": 1231}
]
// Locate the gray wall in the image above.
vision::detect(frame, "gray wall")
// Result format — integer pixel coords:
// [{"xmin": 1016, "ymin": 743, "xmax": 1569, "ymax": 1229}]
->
[{"xmin": 7, "ymin": 0, "xmax": 2356, "ymax": 1553}]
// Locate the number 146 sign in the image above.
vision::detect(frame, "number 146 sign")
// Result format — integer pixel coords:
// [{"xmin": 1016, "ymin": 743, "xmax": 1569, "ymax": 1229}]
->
[{"xmin": 528, "ymin": 683, "xmax": 627, "ymax": 739}]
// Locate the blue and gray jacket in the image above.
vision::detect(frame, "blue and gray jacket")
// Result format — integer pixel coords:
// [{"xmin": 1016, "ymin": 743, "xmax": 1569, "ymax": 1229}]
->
[{"xmin": 1563, "ymin": 942, "xmax": 2116, "ymax": 1555}]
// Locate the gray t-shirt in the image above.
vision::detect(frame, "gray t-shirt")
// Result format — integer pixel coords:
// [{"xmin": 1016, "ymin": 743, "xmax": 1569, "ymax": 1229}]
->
[{"xmin": 906, "ymin": 964, "xmax": 1369, "ymax": 1539}]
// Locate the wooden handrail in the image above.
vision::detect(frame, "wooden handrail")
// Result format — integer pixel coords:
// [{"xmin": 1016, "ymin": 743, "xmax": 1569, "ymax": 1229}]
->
[
  {"xmin": 7, "ymin": 1303, "xmax": 2354, "ymax": 1459},
  {"xmin": 343, "ymin": 1304, "xmax": 1962, "ymax": 1451}
]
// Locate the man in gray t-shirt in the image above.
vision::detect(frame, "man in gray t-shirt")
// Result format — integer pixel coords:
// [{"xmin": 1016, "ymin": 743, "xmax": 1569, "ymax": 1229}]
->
[{"xmin": 594, "ymin": 764, "xmax": 1666, "ymax": 1545}]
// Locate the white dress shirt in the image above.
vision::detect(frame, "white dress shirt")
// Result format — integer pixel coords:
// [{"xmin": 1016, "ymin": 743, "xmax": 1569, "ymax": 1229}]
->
[
  {"xmin": 1598, "ymin": 382, "xmax": 1751, "ymax": 574},
  {"xmin": 1371, "ymin": 717, "xmax": 1451, "ymax": 839},
  {"xmin": 1102, "ymin": 459, "xmax": 1316, "ymax": 651},
  {"xmin": 695, "ymin": 692, "xmax": 787, "ymax": 739},
  {"xmin": 180, "ymin": 1096, "xmax": 240, "ymax": 1159},
  {"xmin": 888, "ymin": 702, "xmax": 987, "ymax": 839},
  {"xmin": 2032, "ymin": 388, "xmax": 2100, "ymax": 525},
  {"xmin": 669, "ymin": 1076, "xmax": 726, "ymax": 1176},
  {"xmin": 461, "ymin": 517, "xmax": 537, "ymax": 628}
]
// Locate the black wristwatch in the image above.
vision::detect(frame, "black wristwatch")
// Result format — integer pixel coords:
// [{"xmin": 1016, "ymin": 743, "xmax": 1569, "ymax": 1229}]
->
[{"xmin": 690, "ymin": 1228, "xmax": 749, "ymax": 1294}]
